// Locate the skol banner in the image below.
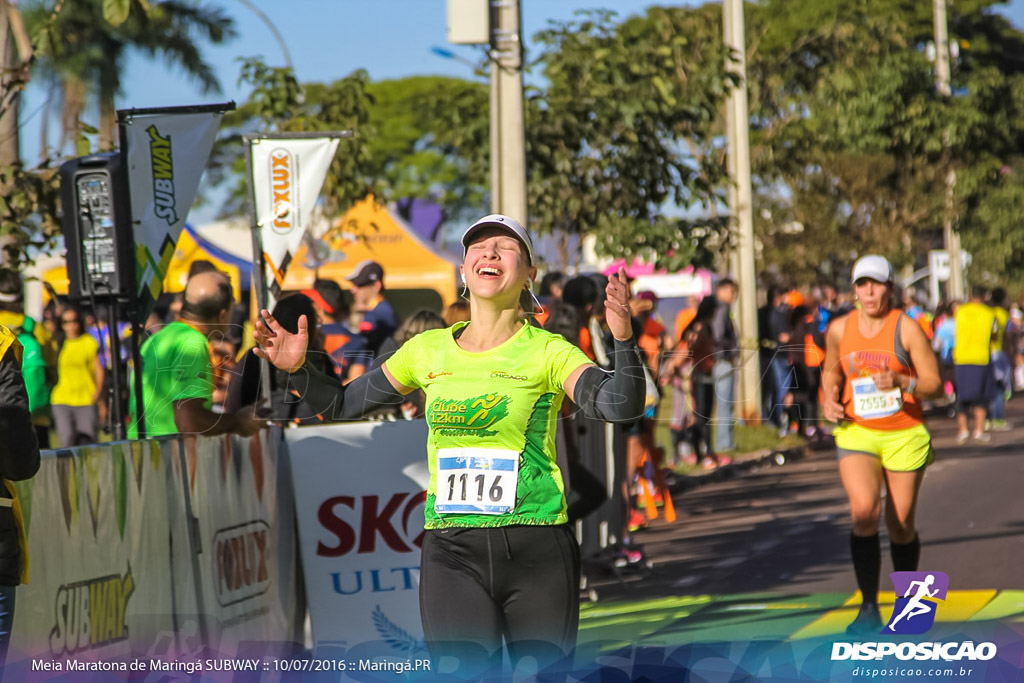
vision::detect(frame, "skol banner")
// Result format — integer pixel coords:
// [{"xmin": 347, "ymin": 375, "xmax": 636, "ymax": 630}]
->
[
  {"xmin": 122, "ymin": 108, "xmax": 225, "ymax": 315},
  {"xmin": 248, "ymin": 135, "xmax": 342, "ymax": 300},
  {"xmin": 286, "ymin": 421, "xmax": 429, "ymax": 659}
]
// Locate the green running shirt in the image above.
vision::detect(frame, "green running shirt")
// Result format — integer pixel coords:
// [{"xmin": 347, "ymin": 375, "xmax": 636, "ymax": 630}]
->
[
  {"xmin": 385, "ymin": 320, "xmax": 592, "ymax": 529},
  {"xmin": 128, "ymin": 321, "xmax": 214, "ymax": 438}
]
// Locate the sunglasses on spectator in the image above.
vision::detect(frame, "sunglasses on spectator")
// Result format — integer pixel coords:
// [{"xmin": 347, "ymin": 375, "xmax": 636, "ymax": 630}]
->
[{"xmin": 61, "ymin": 318, "xmax": 80, "ymax": 325}]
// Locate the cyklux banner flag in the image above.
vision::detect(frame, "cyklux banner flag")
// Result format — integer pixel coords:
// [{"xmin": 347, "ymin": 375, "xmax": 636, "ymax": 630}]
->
[
  {"xmin": 120, "ymin": 105, "xmax": 229, "ymax": 317},
  {"xmin": 247, "ymin": 134, "xmax": 344, "ymax": 301}
]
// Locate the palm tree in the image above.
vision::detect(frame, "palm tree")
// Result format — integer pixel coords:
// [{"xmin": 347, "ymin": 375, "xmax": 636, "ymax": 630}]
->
[{"xmin": 25, "ymin": 0, "xmax": 235, "ymax": 153}]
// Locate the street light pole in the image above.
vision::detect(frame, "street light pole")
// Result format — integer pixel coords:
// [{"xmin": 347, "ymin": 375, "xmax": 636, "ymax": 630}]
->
[
  {"xmin": 933, "ymin": 0, "xmax": 964, "ymax": 299},
  {"xmin": 489, "ymin": 0, "xmax": 527, "ymax": 223},
  {"xmin": 723, "ymin": 0, "xmax": 761, "ymax": 424}
]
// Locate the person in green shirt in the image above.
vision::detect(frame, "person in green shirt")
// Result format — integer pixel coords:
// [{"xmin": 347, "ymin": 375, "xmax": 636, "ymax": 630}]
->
[
  {"xmin": 129, "ymin": 271, "xmax": 263, "ymax": 439},
  {"xmin": 0, "ymin": 269, "xmax": 57, "ymax": 448},
  {"xmin": 254, "ymin": 214, "xmax": 646, "ymax": 670}
]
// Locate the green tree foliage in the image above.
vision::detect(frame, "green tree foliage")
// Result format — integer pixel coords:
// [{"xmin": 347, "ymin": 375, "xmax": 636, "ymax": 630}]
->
[
  {"xmin": 225, "ymin": 8, "xmax": 738, "ymax": 271},
  {"xmin": 746, "ymin": 0, "xmax": 1024, "ymax": 285},
  {"xmin": 211, "ymin": 57, "xmax": 376, "ymax": 218},
  {"xmin": 225, "ymin": 1, "xmax": 1024, "ymax": 284},
  {"xmin": 25, "ymin": 0, "xmax": 235, "ymax": 151},
  {"xmin": 0, "ymin": 0, "xmax": 232, "ymax": 265},
  {"xmin": 213, "ymin": 65, "xmax": 490, "ymax": 230},
  {"xmin": 529, "ymin": 8, "xmax": 736, "ymax": 271},
  {"xmin": 366, "ymin": 76, "xmax": 489, "ymax": 217}
]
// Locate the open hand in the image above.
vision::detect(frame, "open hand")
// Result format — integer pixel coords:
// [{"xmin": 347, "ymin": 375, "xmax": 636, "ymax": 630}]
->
[
  {"xmin": 253, "ymin": 309, "xmax": 308, "ymax": 373},
  {"xmin": 605, "ymin": 267, "xmax": 634, "ymax": 341},
  {"xmin": 822, "ymin": 384, "xmax": 845, "ymax": 423}
]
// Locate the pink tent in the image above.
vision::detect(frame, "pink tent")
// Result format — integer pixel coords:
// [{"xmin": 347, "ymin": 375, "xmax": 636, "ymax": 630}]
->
[{"xmin": 602, "ymin": 258, "xmax": 697, "ymax": 278}]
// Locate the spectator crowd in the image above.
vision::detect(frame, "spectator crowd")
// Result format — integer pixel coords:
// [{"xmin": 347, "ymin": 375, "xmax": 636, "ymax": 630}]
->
[{"xmin": 5, "ymin": 256, "xmax": 1020, "ymax": 568}]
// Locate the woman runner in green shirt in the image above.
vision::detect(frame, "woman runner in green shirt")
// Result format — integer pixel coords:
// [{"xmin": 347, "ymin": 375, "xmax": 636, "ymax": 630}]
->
[{"xmin": 254, "ymin": 214, "xmax": 646, "ymax": 669}]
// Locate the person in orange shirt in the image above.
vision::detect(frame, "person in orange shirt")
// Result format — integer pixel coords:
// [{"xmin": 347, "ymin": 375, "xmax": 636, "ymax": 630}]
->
[
  {"xmin": 821, "ymin": 255, "xmax": 942, "ymax": 635},
  {"xmin": 674, "ymin": 295, "xmax": 700, "ymax": 346},
  {"xmin": 632, "ymin": 291, "xmax": 672, "ymax": 372}
]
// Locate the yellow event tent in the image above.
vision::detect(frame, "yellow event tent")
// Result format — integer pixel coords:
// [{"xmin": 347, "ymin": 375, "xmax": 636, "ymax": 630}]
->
[{"xmin": 282, "ymin": 197, "xmax": 459, "ymax": 313}]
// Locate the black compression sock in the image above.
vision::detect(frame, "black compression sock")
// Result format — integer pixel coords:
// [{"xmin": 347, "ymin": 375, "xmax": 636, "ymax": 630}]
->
[
  {"xmin": 890, "ymin": 534, "xmax": 921, "ymax": 572},
  {"xmin": 850, "ymin": 533, "xmax": 881, "ymax": 604}
]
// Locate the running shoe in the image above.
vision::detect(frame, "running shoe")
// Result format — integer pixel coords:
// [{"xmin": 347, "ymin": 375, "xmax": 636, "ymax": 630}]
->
[
  {"xmin": 612, "ymin": 548, "xmax": 644, "ymax": 568},
  {"xmin": 991, "ymin": 419, "xmax": 1012, "ymax": 432},
  {"xmin": 846, "ymin": 602, "xmax": 882, "ymax": 635},
  {"xmin": 956, "ymin": 431, "xmax": 970, "ymax": 445},
  {"xmin": 972, "ymin": 431, "xmax": 992, "ymax": 443},
  {"xmin": 701, "ymin": 456, "xmax": 718, "ymax": 470},
  {"xmin": 627, "ymin": 510, "xmax": 648, "ymax": 532}
]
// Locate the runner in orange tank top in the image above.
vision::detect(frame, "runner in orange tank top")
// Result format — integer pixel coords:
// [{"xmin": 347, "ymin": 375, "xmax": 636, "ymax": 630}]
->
[{"xmin": 821, "ymin": 255, "xmax": 942, "ymax": 635}]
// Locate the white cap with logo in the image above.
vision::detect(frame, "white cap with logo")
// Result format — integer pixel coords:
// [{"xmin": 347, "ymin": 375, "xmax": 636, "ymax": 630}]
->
[
  {"xmin": 851, "ymin": 255, "xmax": 894, "ymax": 284},
  {"xmin": 460, "ymin": 214, "xmax": 544, "ymax": 315},
  {"xmin": 461, "ymin": 214, "xmax": 534, "ymax": 265}
]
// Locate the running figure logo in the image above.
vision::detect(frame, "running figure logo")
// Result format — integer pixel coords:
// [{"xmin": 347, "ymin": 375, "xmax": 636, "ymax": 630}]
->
[{"xmin": 885, "ymin": 571, "xmax": 949, "ymax": 634}]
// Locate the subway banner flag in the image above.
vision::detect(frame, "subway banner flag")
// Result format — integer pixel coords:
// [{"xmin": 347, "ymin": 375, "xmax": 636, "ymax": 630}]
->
[
  {"xmin": 248, "ymin": 135, "xmax": 342, "ymax": 302},
  {"xmin": 122, "ymin": 109, "xmax": 224, "ymax": 318}
]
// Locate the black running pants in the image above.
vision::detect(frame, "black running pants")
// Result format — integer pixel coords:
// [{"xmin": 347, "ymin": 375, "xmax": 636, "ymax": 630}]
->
[{"xmin": 419, "ymin": 524, "xmax": 580, "ymax": 667}]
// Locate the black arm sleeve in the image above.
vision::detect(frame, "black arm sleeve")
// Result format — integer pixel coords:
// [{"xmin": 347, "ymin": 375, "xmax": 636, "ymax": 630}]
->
[
  {"xmin": 0, "ymin": 348, "xmax": 40, "ymax": 481},
  {"xmin": 284, "ymin": 357, "xmax": 407, "ymax": 421},
  {"xmin": 573, "ymin": 338, "xmax": 647, "ymax": 423}
]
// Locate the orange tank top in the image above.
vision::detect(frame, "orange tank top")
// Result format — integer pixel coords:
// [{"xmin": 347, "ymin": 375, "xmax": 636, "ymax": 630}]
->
[{"xmin": 838, "ymin": 309, "xmax": 923, "ymax": 430}]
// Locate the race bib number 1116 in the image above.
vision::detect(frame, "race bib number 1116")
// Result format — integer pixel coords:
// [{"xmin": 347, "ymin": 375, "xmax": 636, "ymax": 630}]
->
[{"xmin": 434, "ymin": 448, "xmax": 519, "ymax": 515}]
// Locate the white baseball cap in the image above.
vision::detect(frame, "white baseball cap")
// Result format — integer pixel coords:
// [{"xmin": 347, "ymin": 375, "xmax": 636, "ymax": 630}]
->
[
  {"xmin": 461, "ymin": 214, "xmax": 534, "ymax": 265},
  {"xmin": 851, "ymin": 255, "xmax": 893, "ymax": 284}
]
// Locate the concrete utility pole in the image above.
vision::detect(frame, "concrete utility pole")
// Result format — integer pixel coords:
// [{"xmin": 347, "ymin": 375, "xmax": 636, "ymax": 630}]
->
[
  {"xmin": 933, "ymin": 0, "xmax": 964, "ymax": 300},
  {"xmin": 489, "ymin": 0, "xmax": 528, "ymax": 223},
  {"xmin": 723, "ymin": 0, "xmax": 761, "ymax": 423}
]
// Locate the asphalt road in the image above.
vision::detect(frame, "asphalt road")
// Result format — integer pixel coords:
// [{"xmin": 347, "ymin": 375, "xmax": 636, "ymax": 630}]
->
[{"xmin": 588, "ymin": 398, "xmax": 1024, "ymax": 602}]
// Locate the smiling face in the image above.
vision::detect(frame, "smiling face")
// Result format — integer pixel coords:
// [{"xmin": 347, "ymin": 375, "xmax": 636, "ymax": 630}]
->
[
  {"xmin": 853, "ymin": 277, "xmax": 892, "ymax": 317},
  {"xmin": 461, "ymin": 226, "xmax": 536, "ymax": 310}
]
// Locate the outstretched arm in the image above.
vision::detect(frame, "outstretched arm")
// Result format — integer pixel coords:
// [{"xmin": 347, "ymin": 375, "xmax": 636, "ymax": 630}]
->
[
  {"xmin": 284, "ymin": 354, "xmax": 414, "ymax": 421},
  {"xmin": 564, "ymin": 268, "xmax": 646, "ymax": 422},
  {"xmin": 255, "ymin": 309, "xmax": 413, "ymax": 421}
]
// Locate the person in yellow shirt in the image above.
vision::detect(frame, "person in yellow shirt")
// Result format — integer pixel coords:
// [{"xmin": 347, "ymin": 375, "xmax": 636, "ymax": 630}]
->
[
  {"xmin": 51, "ymin": 307, "xmax": 105, "ymax": 447},
  {"xmin": 953, "ymin": 285, "xmax": 997, "ymax": 444}
]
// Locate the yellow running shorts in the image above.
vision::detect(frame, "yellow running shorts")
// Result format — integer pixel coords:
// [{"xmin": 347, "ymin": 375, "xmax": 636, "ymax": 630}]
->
[{"xmin": 833, "ymin": 422, "xmax": 934, "ymax": 472}]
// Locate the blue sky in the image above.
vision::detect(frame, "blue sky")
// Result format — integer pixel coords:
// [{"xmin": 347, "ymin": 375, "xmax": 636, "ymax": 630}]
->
[{"xmin": 18, "ymin": 0, "xmax": 1024, "ymax": 222}]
